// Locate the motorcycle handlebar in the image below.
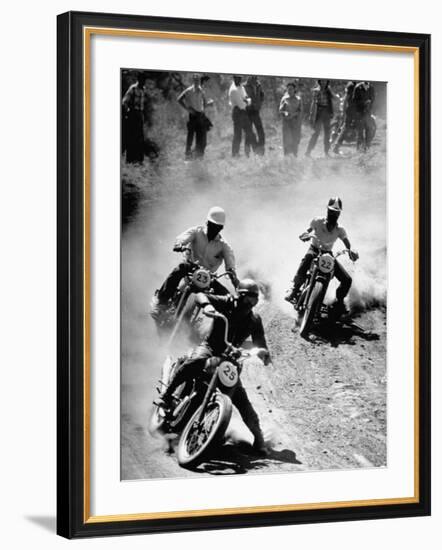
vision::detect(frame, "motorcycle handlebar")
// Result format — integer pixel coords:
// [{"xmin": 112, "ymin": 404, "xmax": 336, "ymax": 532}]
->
[
  {"xmin": 214, "ymin": 271, "xmax": 230, "ymax": 280},
  {"xmin": 300, "ymin": 240, "xmax": 358, "ymax": 262}
]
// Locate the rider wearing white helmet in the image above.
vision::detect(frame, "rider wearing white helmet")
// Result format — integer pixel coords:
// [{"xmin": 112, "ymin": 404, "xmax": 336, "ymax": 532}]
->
[
  {"xmin": 151, "ymin": 206, "xmax": 239, "ymax": 319},
  {"xmin": 285, "ymin": 197, "xmax": 359, "ymax": 315}
]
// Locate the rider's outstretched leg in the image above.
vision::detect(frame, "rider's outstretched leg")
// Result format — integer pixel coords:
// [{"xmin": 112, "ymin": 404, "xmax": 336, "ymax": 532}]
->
[
  {"xmin": 285, "ymin": 248, "xmax": 317, "ymax": 302},
  {"xmin": 156, "ymin": 344, "xmax": 212, "ymax": 409},
  {"xmin": 151, "ymin": 262, "xmax": 190, "ymax": 320},
  {"xmin": 331, "ymin": 260, "xmax": 352, "ymax": 316},
  {"xmin": 232, "ymin": 381, "xmax": 268, "ymax": 455}
]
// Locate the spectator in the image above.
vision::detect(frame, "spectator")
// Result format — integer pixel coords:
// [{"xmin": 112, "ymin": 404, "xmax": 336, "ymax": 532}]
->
[
  {"xmin": 353, "ymin": 81, "xmax": 376, "ymax": 151},
  {"xmin": 305, "ymin": 79, "xmax": 334, "ymax": 158},
  {"xmin": 228, "ymin": 75, "xmax": 257, "ymax": 158},
  {"xmin": 279, "ymin": 82, "xmax": 303, "ymax": 157},
  {"xmin": 332, "ymin": 81, "xmax": 356, "ymax": 154},
  {"xmin": 177, "ymin": 74, "xmax": 212, "ymax": 160},
  {"xmin": 122, "ymin": 72, "xmax": 147, "ymax": 163},
  {"xmin": 244, "ymin": 75, "xmax": 265, "ymax": 155}
]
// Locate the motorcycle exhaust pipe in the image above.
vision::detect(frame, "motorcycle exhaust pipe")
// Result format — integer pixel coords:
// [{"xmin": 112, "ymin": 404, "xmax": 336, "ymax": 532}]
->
[{"xmin": 172, "ymin": 391, "xmax": 197, "ymax": 418}]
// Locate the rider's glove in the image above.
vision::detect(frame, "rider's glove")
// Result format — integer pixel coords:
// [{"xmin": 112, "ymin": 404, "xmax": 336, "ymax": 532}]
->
[
  {"xmin": 256, "ymin": 348, "xmax": 271, "ymax": 366},
  {"xmin": 173, "ymin": 244, "xmax": 184, "ymax": 252},
  {"xmin": 299, "ymin": 232, "xmax": 311, "ymax": 242},
  {"xmin": 227, "ymin": 268, "xmax": 240, "ymax": 288},
  {"xmin": 349, "ymin": 249, "xmax": 359, "ymax": 262}
]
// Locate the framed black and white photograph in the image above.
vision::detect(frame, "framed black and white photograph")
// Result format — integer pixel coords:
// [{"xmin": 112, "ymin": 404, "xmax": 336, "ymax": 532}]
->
[{"xmin": 57, "ymin": 11, "xmax": 430, "ymax": 539}]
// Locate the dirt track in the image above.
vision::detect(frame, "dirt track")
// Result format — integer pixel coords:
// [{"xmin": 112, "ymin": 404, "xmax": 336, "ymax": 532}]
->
[
  {"xmin": 121, "ymin": 124, "xmax": 387, "ymax": 480},
  {"xmin": 122, "ymin": 304, "xmax": 386, "ymax": 479}
]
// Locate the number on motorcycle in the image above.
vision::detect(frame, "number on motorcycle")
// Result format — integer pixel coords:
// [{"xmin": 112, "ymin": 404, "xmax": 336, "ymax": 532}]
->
[
  {"xmin": 218, "ymin": 361, "xmax": 238, "ymax": 388},
  {"xmin": 318, "ymin": 254, "xmax": 334, "ymax": 273},
  {"xmin": 192, "ymin": 269, "xmax": 210, "ymax": 289}
]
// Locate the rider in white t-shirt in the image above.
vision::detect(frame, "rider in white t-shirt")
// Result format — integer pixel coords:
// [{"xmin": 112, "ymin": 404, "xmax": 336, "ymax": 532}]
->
[{"xmin": 285, "ymin": 197, "xmax": 359, "ymax": 315}]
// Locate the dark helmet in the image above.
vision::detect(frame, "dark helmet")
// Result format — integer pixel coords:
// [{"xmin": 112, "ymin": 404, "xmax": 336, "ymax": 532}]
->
[
  {"xmin": 327, "ymin": 196, "xmax": 343, "ymax": 213},
  {"xmin": 237, "ymin": 278, "xmax": 259, "ymax": 297}
]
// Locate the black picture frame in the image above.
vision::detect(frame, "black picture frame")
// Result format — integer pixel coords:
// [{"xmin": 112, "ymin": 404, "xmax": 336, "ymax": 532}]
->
[{"xmin": 57, "ymin": 10, "xmax": 431, "ymax": 539}]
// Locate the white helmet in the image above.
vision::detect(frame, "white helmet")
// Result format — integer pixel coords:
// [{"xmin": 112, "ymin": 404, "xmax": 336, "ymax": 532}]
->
[{"xmin": 207, "ymin": 206, "xmax": 226, "ymax": 226}]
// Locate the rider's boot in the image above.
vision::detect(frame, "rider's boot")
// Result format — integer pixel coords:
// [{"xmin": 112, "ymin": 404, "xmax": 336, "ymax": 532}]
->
[
  {"xmin": 330, "ymin": 298, "xmax": 348, "ymax": 319},
  {"xmin": 284, "ymin": 283, "xmax": 300, "ymax": 304},
  {"xmin": 252, "ymin": 434, "xmax": 269, "ymax": 456},
  {"xmin": 154, "ymin": 390, "xmax": 173, "ymax": 413},
  {"xmin": 150, "ymin": 292, "xmax": 168, "ymax": 321}
]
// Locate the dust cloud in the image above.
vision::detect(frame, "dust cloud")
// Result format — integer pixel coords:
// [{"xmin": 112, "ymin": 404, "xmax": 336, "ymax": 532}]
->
[{"xmin": 121, "ymin": 154, "xmax": 387, "ymax": 428}]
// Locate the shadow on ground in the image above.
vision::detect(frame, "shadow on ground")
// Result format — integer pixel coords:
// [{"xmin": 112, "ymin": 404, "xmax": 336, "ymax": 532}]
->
[
  {"xmin": 189, "ymin": 442, "xmax": 302, "ymax": 475},
  {"xmin": 300, "ymin": 316, "xmax": 380, "ymax": 348}
]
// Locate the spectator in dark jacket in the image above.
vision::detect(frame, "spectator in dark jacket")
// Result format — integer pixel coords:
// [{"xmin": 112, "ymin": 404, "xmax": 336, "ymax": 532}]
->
[
  {"xmin": 244, "ymin": 75, "xmax": 265, "ymax": 155},
  {"xmin": 305, "ymin": 79, "xmax": 334, "ymax": 157},
  {"xmin": 122, "ymin": 72, "xmax": 147, "ymax": 163},
  {"xmin": 353, "ymin": 81, "xmax": 376, "ymax": 151}
]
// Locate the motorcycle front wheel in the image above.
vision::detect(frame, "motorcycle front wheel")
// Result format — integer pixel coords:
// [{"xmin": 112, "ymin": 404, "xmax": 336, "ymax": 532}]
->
[
  {"xmin": 299, "ymin": 281, "xmax": 323, "ymax": 338},
  {"xmin": 177, "ymin": 393, "xmax": 232, "ymax": 469}
]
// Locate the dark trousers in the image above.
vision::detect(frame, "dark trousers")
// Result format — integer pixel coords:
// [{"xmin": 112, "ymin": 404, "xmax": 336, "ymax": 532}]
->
[
  {"xmin": 293, "ymin": 246, "xmax": 352, "ymax": 302},
  {"xmin": 186, "ymin": 113, "xmax": 207, "ymax": 159},
  {"xmin": 307, "ymin": 107, "xmax": 332, "ymax": 155},
  {"xmin": 164, "ymin": 343, "xmax": 264, "ymax": 444},
  {"xmin": 157, "ymin": 262, "xmax": 229, "ymax": 303},
  {"xmin": 282, "ymin": 117, "xmax": 301, "ymax": 156},
  {"xmin": 125, "ymin": 110, "xmax": 145, "ymax": 163},
  {"xmin": 246, "ymin": 109, "xmax": 265, "ymax": 155},
  {"xmin": 355, "ymin": 111, "xmax": 374, "ymax": 151},
  {"xmin": 232, "ymin": 107, "xmax": 257, "ymax": 157}
]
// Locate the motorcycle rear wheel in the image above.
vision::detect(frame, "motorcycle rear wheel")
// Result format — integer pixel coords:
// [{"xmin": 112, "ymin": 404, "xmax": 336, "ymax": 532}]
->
[
  {"xmin": 177, "ymin": 393, "xmax": 232, "ymax": 469},
  {"xmin": 299, "ymin": 281, "xmax": 323, "ymax": 338}
]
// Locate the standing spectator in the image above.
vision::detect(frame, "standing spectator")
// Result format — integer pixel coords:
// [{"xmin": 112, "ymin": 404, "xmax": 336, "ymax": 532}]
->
[
  {"xmin": 122, "ymin": 72, "xmax": 147, "ymax": 164},
  {"xmin": 244, "ymin": 75, "xmax": 265, "ymax": 155},
  {"xmin": 177, "ymin": 74, "xmax": 212, "ymax": 160},
  {"xmin": 305, "ymin": 79, "xmax": 334, "ymax": 158},
  {"xmin": 353, "ymin": 81, "xmax": 376, "ymax": 151},
  {"xmin": 332, "ymin": 81, "xmax": 356, "ymax": 154},
  {"xmin": 228, "ymin": 75, "xmax": 257, "ymax": 158},
  {"xmin": 279, "ymin": 82, "xmax": 303, "ymax": 157}
]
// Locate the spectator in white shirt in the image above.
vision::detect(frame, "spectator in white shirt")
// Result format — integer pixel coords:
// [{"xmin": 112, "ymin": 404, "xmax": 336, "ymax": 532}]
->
[{"xmin": 228, "ymin": 75, "xmax": 257, "ymax": 157}]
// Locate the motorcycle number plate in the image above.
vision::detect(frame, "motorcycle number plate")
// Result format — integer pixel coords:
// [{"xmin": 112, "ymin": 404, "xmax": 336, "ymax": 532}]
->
[
  {"xmin": 218, "ymin": 361, "xmax": 238, "ymax": 388},
  {"xmin": 318, "ymin": 254, "xmax": 334, "ymax": 273},
  {"xmin": 192, "ymin": 268, "xmax": 211, "ymax": 289}
]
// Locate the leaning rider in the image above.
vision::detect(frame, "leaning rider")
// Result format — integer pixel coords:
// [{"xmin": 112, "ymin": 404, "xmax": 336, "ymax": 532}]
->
[
  {"xmin": 156, "ymin": 278, "xmax": 271, "ymax": 455},
  {"xmin": 151, "ymin": 206, "xmax": 239, "ymax": 320},
  {"xmin": 285, "ymin": 197, "xmax": 359, "ymax": 316}
]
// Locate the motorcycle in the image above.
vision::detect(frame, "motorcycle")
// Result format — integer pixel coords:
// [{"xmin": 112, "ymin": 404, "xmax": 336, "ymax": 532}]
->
[
  {"xmin": 293, "ymin": 241, "xmax": 357, "ymax": 339},
  {"xmin": 148, "ymin": 311, "xmax": 267, "ymax": 469},
  {"xmin": 150, "ymin": 246, "xmax": 232, "ymax": 348}
]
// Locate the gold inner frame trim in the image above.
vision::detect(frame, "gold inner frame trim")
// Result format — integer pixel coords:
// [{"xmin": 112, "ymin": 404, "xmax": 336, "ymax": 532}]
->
[{"xmin": 82, "ymin": 26, "xmax": 420, "ymax": 524}]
